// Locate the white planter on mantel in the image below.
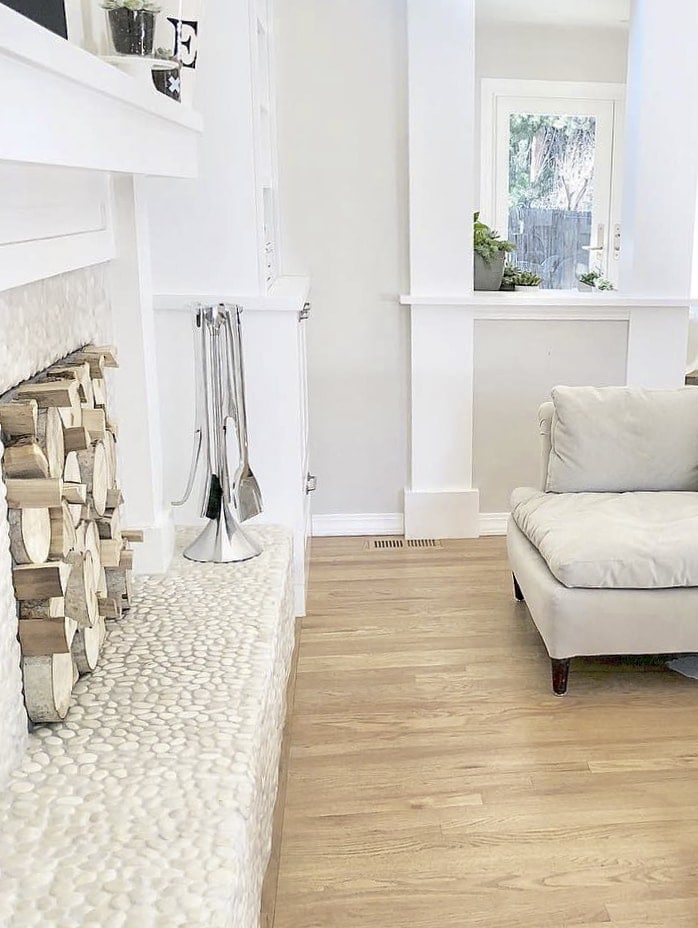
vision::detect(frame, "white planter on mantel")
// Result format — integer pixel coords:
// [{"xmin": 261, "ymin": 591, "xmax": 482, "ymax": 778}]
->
[{"xmin": 0, "ymin": 5, "xmax": 203, "ymax": 177}]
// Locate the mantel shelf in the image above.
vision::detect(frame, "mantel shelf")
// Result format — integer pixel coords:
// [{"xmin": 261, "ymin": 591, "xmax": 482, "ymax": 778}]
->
[
  {"xmin": 0, "ymin": 6, "xmax": 203, "ymax": 177},
  {"xmin": 400, "ymin": 291, "xmax": 691, "ymax": 308}
]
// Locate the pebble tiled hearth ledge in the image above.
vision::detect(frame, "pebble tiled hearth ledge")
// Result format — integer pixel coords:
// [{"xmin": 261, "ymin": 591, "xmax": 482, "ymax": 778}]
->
[{"xmin": 0, "ymin": 526, "xmax": 295, "ymax": 928}]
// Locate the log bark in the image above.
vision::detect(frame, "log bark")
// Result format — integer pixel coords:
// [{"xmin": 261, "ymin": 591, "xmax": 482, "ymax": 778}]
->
[
  {"xmin": 0, "ymin": 401, "xmax": 38, "ymax": 438},
  {"xmin": 8, "ymin": 507, "xmax": 51, "ymax": 564},
  {"xmin": 22, "ymin": 652, "xmax": 75, "ymax": 722},
  {"xmin": 77, "ymin": 441, "xmax": 108, "ymax": 516},
  {"xmin": 48, "ymin": 361, "xmax": 93, "ymax": 406},
  {"xmin": 13, "ymin": 562, "xmax": 70, "ymax": 600},
  {"xmin": 2, "ymin": 439, "xmax": 49, "ymax": 478},
  {"xmin": 64, "ymin": 552, "xmax": 98, "ymax": 628},
  {"xmin": 19, "ymin": 615, "xmax": 77, "ymax": 656},
  {"xmin": 6, "ymin": 478, "xmax": 63, "ymax": 509},
  {"xmin": 97, "ymin": 507, "xmax": 122, "ymax": 542},
  {"xmin": 106, "ymin": 566, "xmax": 133, "ymax": 608},
  {"xmin": 36, "ymin": 406, "xmax": 65, "ymax": 478},
  {"xmin": 49, "ymin": 503, "xmax": 78, "ymax": 559},
  {"xmin": 63, "ymin": 427, "xmax": 91, "ymax": 453},
  {"xmin": 98, "ymin": 595, "xmax": 122, "ymax": 619},
  {"xmin": 19, "ymin": 596, "xmax": 64, "ymax": 619},
  {"xmin": 16, "ymin": 379, "xmax": 79, "ymax": 409},
  {"xmin": 106, "ymin": 488, "xmax": 123, "ymax": 510}
]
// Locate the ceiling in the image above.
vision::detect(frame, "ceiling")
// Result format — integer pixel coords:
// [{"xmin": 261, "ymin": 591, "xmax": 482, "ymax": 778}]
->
[{"xmin": 476, "ymin": 0, "xmax": 631, "ymax": 28}]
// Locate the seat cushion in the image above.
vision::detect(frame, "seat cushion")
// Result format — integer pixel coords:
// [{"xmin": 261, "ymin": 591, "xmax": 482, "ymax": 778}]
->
[
  {"xmin": 511, "ymin": 487, "xmax": 698, "ymax": 589},
  {"xmin": 546, "ymin": 385, "xmax": 698, "ymax": 493}
]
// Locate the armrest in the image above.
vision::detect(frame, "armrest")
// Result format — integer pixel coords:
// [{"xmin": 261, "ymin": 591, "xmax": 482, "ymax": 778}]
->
[{"xmin": 538, "ymin": 401, "xmax": 554, "ymax": 491}]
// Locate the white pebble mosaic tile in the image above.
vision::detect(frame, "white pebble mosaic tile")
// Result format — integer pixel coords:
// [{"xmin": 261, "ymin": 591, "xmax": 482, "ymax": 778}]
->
[{"xmin": 0, "ymin": 526, "xmax": 295, "ymax": 928}]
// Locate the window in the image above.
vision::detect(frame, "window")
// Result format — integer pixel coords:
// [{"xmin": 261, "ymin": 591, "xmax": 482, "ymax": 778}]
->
[{"xmin": 481, "ymin": 80, "xmax": 624, "ymax": 289}]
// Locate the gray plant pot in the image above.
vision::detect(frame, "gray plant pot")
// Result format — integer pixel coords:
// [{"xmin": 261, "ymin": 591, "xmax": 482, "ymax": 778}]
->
[
  {"xmin": 107, "ymin": 8, "xmax": 157, "ymax": 56},
  {"xmin": 474, "ymin": 252, "xmax": 506, "ymax": 291}
]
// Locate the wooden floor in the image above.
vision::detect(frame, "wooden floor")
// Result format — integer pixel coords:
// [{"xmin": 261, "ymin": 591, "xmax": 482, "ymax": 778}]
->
[{"xmin": 267, "ymin": 536, "xmax": 698, "ymax": 927}]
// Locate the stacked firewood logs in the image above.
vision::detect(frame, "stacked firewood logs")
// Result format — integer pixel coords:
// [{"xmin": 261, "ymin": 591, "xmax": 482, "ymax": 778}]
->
[{"xmin": 0, "ymin": 345, "xmax": 143, "ymax": 723}]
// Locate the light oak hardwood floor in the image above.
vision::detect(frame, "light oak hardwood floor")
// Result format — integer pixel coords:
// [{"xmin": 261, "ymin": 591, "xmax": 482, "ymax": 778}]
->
[{"xmin": 268, "ymin": 536, "xmax": 698, "ymax": 927}]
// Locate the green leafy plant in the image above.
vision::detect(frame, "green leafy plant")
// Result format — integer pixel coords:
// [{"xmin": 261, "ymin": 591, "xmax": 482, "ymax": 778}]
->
[
  {"xmin": 101, "ymin": 0, "xmax": 161, "ymax": 12},
  {"xmin": 474, "ymin": 212, "xmax": 516, "ymax": 264},
  {"xmin": 513, "ymin": 269, "xmax": 541, "ymax": 287},
  {"xmin": 578, "ymin": 270, "xmax": 615, "ymax": 291},
  {"xmin": 578, "ymin": 270, "xmax": 600, "ymax": 287},
  {"xmin": 596, "ymin": 277, "xmax": 615, "ymax": 291}
]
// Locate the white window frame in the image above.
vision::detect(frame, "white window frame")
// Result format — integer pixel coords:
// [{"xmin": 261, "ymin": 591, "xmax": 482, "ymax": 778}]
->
[{"xmin": 480, "ymin": 79, "xmax": 626, "ymax": 285}]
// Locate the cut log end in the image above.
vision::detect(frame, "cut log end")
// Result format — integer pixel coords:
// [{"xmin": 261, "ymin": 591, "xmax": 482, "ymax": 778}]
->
[{"xmin": 23, "ymin": 652, "xmax": 75, "ymax": 722}]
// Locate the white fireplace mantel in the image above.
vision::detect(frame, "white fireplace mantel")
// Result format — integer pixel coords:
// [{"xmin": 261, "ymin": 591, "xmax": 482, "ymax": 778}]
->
[{"xmin": 0, "ymin": 6, "xmax": 202, "ymax": 177}]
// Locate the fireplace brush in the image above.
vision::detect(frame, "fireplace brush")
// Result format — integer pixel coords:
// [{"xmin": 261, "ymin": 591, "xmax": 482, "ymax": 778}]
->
[{"xmin": 173, "ymin": 303, "xmax": 263, "ymax": 563}]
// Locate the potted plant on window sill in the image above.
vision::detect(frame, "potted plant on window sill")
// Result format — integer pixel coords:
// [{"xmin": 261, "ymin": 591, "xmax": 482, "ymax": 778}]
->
[
  {"xmin": 577, "ymin": 270, "xmax": 615, "ymax": 292},
  {"xmin": 513, "ymin": 269, "xmax": 542, "ymax": 291},
  {"xmin": 101, "ymin": 0, "xmax": 161, "ymax": 57},
  {"xmin": 474, "ymin": 212, "xmax": 516, "ymax": 291}
]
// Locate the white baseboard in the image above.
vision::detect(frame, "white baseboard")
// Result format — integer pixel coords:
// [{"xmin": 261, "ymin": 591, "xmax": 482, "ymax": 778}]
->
[
  {"xmin": 312, "ymin": 513, "xmax": 404, "ymax": 537},
  {"xmin": 479, "ymin": 512, "xmax": 509, "ymax": 536},
  {"xmin": 312, "ymin": 510, "xmax": 510, "ymax": 539}
]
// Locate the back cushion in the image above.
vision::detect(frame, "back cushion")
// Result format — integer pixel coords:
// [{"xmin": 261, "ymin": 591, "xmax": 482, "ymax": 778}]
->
[{"xmin": 546, "ymin": 385, "xmax": 698, "ymax": 493}]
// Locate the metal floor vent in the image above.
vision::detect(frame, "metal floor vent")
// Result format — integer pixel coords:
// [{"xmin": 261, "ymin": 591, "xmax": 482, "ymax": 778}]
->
[{"xmin": 366, "ymin": 538, "xmax": 443, "ymax": 551}]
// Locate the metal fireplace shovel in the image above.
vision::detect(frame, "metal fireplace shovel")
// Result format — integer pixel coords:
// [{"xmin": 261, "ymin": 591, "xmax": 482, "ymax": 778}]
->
[
  {"xmin": 172, "ymin": 304, "xmax": 262, "ymax": 563},
  {"xmin": 223, "ymin": 306, "xmax": 263, "ymax": 522}
]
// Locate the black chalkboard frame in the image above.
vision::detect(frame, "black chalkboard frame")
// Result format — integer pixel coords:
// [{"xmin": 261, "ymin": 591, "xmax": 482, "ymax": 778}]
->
[{"xmin": 2, "ymin": 0, "xmax": 68, "ymax": 38}]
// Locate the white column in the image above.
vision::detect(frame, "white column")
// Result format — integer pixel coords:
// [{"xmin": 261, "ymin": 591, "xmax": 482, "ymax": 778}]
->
[
  {"xmin": 620, "ymin": 0, "xmax": 698, "ymax": 298},
  {"xmin": 626, "ymin": 306, "xmax": 691, "ymax": 388},
  {"xmin": 407, "ymin": 0, "xmax": 475, "ymax": 295},
  {"xmin": 404, "ymin": 0, "xmax": 478, "ymax": 537},
  {"xmin": 405, "ymin": 306, "xmax": 479, "ymax": 538},
  {"xmin": 108, "ymin": 175, "xmax": 174, "ymax": 573}
]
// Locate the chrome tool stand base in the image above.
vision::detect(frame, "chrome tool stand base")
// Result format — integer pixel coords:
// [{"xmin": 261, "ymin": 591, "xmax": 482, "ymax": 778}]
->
[{"xmin": 183, "ymin": 501, "xmax": 262, "ymax": 564}]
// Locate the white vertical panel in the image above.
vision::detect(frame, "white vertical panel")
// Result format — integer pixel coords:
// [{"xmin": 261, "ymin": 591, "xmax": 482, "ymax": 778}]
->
[
  {"xmin": 407, "ymin": 0, "xmax": 475, "ymax": 295},
  {"xmin": 621, "ymin": 0, "xmax": 698, "ymax": 297},
  {"xmin": 410, "ymin": 305, "xmax": 474, "ymax": 489}
]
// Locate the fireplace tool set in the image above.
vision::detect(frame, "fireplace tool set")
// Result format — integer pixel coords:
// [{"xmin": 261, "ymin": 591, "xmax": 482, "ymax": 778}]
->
[{"xmin": 173, "ymin": 303, "xmax": 263, "ymax": 563}]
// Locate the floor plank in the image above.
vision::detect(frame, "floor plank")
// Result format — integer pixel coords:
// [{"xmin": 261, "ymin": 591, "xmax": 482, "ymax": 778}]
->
[{"xmin": 270, "ymin": 536, "xmax": 698, "ymax": 928}]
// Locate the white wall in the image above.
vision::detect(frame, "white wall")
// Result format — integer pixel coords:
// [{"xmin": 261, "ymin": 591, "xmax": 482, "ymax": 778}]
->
[{"xmin": 275, "ymin": 0, "xmax": 409, "ymax": 516}]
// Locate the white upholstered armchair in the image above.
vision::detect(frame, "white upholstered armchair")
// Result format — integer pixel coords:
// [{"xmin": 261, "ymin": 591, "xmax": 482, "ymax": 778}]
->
[{"xmin": 507, "ymin": 386, "xmax": 698, "ymax": 695}]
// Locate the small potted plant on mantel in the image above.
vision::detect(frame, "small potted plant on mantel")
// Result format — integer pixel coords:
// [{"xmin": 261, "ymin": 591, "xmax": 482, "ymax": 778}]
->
[
  {"xmin": 101, "ymin": 0, "xmax": 161, "ymax": 57},
  {"xmin": 474, "ymin": 212, "xmax": 516, "ymax": 291},
  {"xmin": 513, "ymin": 269, "xmax": 542, "ymax": 291},
  {"xmin": 152, "ymin": 47, "xmax": 181, "ymax": 101}
]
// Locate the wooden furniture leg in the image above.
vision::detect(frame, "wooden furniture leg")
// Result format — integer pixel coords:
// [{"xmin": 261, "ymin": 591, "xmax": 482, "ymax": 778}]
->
[
  {"xmin": 513, "ymin": 573, "xmax": 524, "ymax": 602},
  {"xmin": 551, "ymin": 658, "xmax": 570, "ymax": 697}
]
